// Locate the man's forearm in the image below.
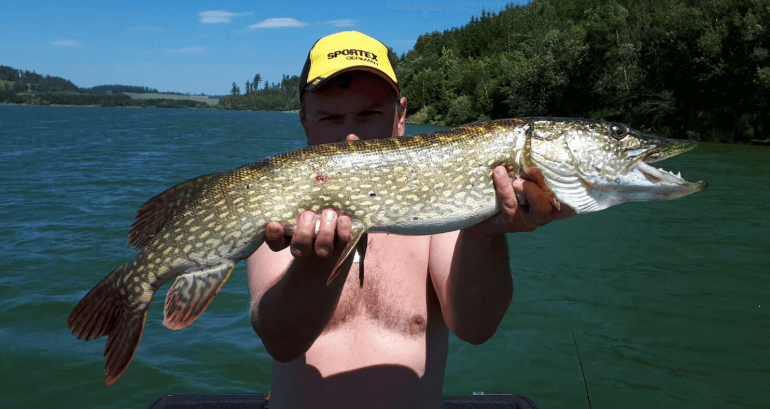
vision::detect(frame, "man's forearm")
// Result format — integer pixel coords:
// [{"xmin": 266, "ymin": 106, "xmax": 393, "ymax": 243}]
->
[
  {"xmin": 444, "ymin": 230, "xmax": 513, "ymax": 344},
  {"xmin": 251, "ymin": 255, "xmax": 349, "ymax": 362}
]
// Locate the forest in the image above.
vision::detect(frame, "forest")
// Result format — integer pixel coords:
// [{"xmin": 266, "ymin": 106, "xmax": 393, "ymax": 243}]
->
[
  {"xmin": 218, "ymin": 0, "xmax": 769, "ymax": 142},
  {"xmin": 0, "ymin": 67, "xmax": 209, "ymax": 108},
  {"xmin": 218, "ymin": 74, "xmax": 302, "ymax": 111},
  {"xmin": 394, "ymin": 0, "xmax": 770, "ymax": 142}
]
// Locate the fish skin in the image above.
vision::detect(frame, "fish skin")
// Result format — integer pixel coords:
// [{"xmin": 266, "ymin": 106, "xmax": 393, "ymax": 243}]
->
[{"xmin": 67, "ymin": 117, "xmax": 707, "ymax": 385}]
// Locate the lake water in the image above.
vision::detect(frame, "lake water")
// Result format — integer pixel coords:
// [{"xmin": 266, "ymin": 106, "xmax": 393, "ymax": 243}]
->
[{"xmin": 1, "ymin": 105, "xmax": 768, "ymax": 408}]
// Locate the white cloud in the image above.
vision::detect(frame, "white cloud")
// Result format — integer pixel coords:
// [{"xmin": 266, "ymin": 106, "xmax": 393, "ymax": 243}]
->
[
  {"xmin": 52, "ymin": 39, "xmax": 80, "ymax": 47},
  {"xmin": 324, "ymin": 19, "xmax": 356, "ymax": 27},
  {"xmin": 169, "ymin": 47, "xmax": 207, "ymax": 53},
  {"xmin": 249, "ymin": 18, "xmax": 308, "ymax": 29},
  {"xmin": 199, "ymin": 10, "xmax": 253, "ymax": 24}
]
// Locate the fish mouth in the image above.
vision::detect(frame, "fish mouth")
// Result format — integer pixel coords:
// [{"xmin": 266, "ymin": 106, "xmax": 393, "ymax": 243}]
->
[
  {"xmin": 636, "ymin": 161, "xmax": 708, "ymax": 193},
  {"xmin": 636, "ymin": 138, "xmax": 708, "ymax": 193}
]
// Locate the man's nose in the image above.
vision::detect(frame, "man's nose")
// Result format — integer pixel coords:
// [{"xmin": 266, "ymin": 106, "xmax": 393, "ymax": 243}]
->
[{"xmin": 341, "ymin": 116, "xmax": 361, "ymax": 142}]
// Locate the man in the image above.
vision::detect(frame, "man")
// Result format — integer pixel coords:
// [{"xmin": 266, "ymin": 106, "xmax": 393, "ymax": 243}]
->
[{"xmin": 247, "ymin": 31, "xmax": 574, "ymax": 408}]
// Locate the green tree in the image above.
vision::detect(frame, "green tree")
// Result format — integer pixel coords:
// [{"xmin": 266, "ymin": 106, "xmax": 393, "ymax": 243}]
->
[
  {"xmin": 218, "ymin": 74, "xmax": 301, "ymax": 111},
  {"xmin": 0, "ymin": 65, "xmax": 20, "ymax": 81},
  {"xmin": 395, "ymin": 0, "xmax": 769, "ymax": 141}
]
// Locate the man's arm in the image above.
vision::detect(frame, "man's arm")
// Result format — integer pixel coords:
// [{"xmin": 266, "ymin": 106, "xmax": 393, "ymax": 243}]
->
[
  {"xmin": 429, "ymin": 166, "xmax": 575, "ymax": 345},
  {"xmin": 247, "ymin": 210, "xmax": 353, "ymax": 362}
]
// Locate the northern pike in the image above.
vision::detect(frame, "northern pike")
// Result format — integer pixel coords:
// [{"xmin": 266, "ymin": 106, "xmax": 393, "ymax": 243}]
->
[{"xmin": 68, "ymin": 117, "xmax": 707, "ymax": 384}]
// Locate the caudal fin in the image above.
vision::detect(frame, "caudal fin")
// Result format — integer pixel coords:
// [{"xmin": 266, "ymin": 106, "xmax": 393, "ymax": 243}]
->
[{"xmin": 67, "ymin": 264, "xmax": 150, "ymax": 385}]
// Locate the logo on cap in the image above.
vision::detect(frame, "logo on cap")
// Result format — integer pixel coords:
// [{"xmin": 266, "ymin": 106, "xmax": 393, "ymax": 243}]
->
[{"xmin": 327, "ymin": 49, "xmax": 379, "ymax": 62}]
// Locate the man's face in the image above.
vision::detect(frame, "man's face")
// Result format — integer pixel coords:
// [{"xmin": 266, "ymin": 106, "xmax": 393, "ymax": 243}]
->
[{"xmin": 301, "ymin": 73, "xmax": 405, "ymax": 146}]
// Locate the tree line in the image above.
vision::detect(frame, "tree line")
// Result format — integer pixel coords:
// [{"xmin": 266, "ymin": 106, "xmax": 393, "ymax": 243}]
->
[
  {"xmin": 88, "ymin": 85, "xmax": 160, "ymax": 94},
  {"xmin": 0, "ymin": 65, "xmax": 211, "ymax": 108},
  {"xmin": 218, "ymin": 74, "xmax": 301, "ymax": 111},
  {"xmin": 0, "ymin": 90, "xmax": 210, "ymax": 108},
  {"xmin": 0, "ymin": 66, "xmax": 190, "ymax": 95},
  {"xmin": 1, "ymin": 66, "xmax": 80, "ymax": 93},
  {"xmin": 394, "ymin": 0, "xmax": 770, "ymax": 143}
]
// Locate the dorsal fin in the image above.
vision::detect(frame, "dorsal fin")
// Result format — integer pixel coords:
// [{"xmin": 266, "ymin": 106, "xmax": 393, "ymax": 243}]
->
[{"xmin": 127, "ymin": 172, "xmax": 219, "ymax": 249}]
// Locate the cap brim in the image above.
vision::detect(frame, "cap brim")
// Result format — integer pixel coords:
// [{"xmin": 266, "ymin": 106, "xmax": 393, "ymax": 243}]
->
[{"xmin": 304, "ymin": 65, "xmax": 400, "ymax": 96}]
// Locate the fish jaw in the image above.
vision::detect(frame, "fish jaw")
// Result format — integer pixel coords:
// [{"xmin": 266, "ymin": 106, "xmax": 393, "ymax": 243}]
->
[
  {"xmin": 578, "ymin": 161, "xmax": 708, "ymax": 210},
  {"xmin": 638, "ymin": 135, "xmax": 700, "ymax": 164},
  {"xmin": 527, "ymin": 118, "xmax": 708, "ymax": 214}
]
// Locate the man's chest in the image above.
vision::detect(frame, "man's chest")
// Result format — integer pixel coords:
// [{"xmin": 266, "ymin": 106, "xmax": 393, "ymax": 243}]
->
[{"xmin": 324, "ymin": 234, "xmax": 438, "ymax": 336}]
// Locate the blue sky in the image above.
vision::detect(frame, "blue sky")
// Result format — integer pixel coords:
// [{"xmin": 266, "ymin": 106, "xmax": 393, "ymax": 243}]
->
[{"xmin": 1, "ymin": 1, "xmax": 521, "ymax": 96}]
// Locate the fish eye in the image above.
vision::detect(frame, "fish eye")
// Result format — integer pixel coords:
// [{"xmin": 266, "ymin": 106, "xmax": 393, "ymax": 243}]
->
[{"xmin": 610, "ymin": 124, "xmax": 627, "ymax": 140}]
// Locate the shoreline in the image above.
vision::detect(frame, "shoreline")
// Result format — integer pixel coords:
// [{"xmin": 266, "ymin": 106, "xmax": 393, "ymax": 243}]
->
[
  {"xmin": 0, "ymin": 103, "xmax": 303, "ymax": 112},
  {"xmin": 0, "ymin": 104, "xmax": 758, "ymax": 144},
  {"xmin": 1, "ymin": 102, "xmax": 216, "ymax": 109}
]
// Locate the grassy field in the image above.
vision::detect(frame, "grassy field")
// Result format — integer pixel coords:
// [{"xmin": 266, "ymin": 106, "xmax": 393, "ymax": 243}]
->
[{"xmin": 122, "ymin": 92, "xmax": 219, "ymax": 106}]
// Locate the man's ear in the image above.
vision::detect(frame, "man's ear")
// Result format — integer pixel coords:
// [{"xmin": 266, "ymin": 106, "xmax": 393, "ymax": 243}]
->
[
  {"xmin": 395, "ymin": 96, "xmax": 408, "ymax": 137},
  {"xmin": 300, "ymin": 108, "xmax": 310, "ymax": 138}
]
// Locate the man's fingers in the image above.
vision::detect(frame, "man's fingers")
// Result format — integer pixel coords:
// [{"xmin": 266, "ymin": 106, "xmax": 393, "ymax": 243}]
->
[
  {"xmin": 281, "ymin": 209, "xmax": 355, "ymax": 259},
  {"xmin": 264, "ymin": 221, "xmax": 288, "ymax": 252},
  {"xmin": 492, "ymin": 166, "xmax": 518, "ymax": 214},
  {"xmin": 468, "ymin": 165, "xmax": 521, "ymax": 235},
  {"xmin": 336, "ymin": 214, "xmax": 352, "ymax": 246},
  {"xmin": 314, "ymin": 209, "xmax": 338, "ymax": 258},
  {"xmin": 519, "ymin": 180, "xmax": 554, "ymax": 215},
  {"xmin": 521, "ymin": 167, "xmax": 557, "ymax": 206},
  {"xmin": 522, "ymin": 167, "xmax": 547, "ymax": 190},
  {"xmin": 290, "ymin": 211, "xmax": 317, "ymax": 258}
]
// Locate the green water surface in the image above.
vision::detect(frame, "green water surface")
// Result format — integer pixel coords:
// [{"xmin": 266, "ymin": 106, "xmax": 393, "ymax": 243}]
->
[{"xmin": 1, "ymin": 106, "xmax": 768, "ymax": 408}]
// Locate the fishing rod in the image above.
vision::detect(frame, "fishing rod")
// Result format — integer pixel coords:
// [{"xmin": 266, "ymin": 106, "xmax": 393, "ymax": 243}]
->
[{"xmin": 570, "ymin": 329, "xmax": 592, "ymax": 409}]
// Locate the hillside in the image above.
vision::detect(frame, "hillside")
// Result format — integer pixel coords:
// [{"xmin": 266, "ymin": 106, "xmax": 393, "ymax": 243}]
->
[
  {"xmin": 123, "ymin": 93, "xmax": 219, "ymax": 107},
  {"xmin": 396, "ymin": 0, "xmax": 770, "ymax": 143},
  {"xmin": 0, "ymin": 66, "xmax": 215, "ymax": 108}
]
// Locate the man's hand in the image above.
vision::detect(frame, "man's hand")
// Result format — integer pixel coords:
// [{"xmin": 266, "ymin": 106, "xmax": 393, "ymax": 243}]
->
[
  {"xmin": 264, "ymin": 209, "xmax": 353, "ymax": 258},
  {"xmin": 465, "ymin": 166, "xmax": 575, "ymax": 236}
]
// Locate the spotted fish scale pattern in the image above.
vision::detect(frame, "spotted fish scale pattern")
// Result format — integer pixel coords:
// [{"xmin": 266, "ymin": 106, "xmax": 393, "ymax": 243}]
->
[{"xmin": 67, "ymin": 119, "xmax": 528, "ymax": 385}]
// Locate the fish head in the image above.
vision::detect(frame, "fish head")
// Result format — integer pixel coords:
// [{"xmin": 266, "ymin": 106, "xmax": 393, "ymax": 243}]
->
[{"xmin": 526, "ymin": 118, "xmax": 708, "ymax": 214}]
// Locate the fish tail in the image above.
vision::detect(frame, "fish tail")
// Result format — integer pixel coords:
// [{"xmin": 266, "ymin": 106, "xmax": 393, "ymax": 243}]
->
[{"xmin": 67, "ymin": 263, "xmax": 150, "ymax": 385}]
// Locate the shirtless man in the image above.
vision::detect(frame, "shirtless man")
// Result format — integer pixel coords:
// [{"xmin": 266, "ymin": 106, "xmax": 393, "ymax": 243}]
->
[{"xmin": 247, "ymin": 31, "xmax": 574, "ymax": 408}]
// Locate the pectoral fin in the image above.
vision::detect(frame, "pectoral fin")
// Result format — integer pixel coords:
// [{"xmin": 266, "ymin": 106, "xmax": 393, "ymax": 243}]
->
[
  {"xmin": 519, "ymin": 167, "xmax": 561, "ymax": 211},
  {"xmin": 163, "ymin": 261, "xmax": 235, "ymax": 330},
  {"xmin": 326, "ymin": 224, "xmax": 368, "ymax": 285}
]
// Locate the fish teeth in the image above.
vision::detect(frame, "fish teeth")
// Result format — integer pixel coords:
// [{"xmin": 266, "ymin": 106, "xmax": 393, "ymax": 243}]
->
[
  {"xmin": 640, "ymin": 162, "xmax": 688, "ymax": 183},
  {"xmin": 657, "ymin": 167, "xmax": 684, "ymax": 180}
]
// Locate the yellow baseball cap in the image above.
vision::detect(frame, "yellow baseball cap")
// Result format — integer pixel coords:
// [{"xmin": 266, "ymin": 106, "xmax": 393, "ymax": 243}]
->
[{"xmin": 299, "ymin": 31, "xmax": 399, "ymax": 100}]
